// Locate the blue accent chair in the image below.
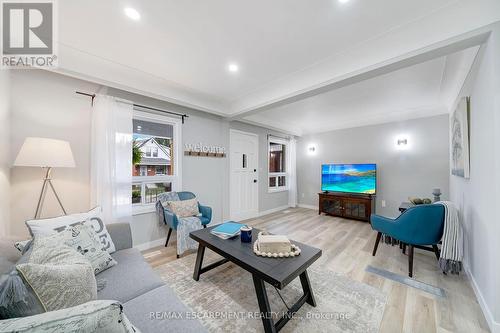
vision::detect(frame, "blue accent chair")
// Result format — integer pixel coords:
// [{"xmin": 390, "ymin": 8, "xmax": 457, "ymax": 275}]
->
[
  {"xmin": 370, "ymin": 204, "xmax": 445, "ymax": 277},
  {"xmin": 156, "ymin": 191, "xmax": 212, "ymax": 258}
]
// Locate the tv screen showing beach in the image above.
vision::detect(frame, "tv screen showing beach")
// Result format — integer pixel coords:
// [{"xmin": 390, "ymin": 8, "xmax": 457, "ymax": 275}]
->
[{"xmin": 321, "ymin": 164, "xmax": 376, "ymax": 194}]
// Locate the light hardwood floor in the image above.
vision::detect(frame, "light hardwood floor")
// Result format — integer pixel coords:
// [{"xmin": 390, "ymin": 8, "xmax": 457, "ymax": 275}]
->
[{"xmin": 143, "ymin": 207, "xmax": 489, "ymax": 333}]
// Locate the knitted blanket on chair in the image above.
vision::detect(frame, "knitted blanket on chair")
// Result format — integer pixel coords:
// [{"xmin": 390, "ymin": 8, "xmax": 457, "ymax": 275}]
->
[{"xmin": 436, "ymin": 201, "xmax": 463, "ymax": 274}]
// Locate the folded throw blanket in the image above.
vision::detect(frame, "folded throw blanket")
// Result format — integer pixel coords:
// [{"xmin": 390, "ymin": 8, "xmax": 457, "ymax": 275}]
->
[
  {"xmin": 177, "ymin": 217, "xmax": 202, "ymax": 255},
  {"xmin": 436, "ymin": 201, "xmax": 463, "ymax": 274}
]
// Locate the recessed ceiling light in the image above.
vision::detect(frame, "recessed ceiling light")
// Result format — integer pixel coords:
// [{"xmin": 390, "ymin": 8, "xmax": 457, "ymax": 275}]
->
[
  {"xmin": 228, "ymin": 63, "xmax": 239, "ymax": 73},
  {"xmin": 124, "ymin": 7, "xmax": 141, "ymax": 21},
  {"xmin": 338, "ymin": 0, "xmax": 350, "ymax": 3}
]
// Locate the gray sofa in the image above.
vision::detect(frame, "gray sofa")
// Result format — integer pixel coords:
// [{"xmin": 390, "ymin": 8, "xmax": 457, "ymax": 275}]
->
[{"xmin": 0, "ymin": 223, "xmax": 207, "ymax": 333}]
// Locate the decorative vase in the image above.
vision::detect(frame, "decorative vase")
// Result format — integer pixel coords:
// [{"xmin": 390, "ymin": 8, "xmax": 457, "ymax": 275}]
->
[{"xmin": 432, "ymin": 188, "xmax": 442, "ymax": 202}]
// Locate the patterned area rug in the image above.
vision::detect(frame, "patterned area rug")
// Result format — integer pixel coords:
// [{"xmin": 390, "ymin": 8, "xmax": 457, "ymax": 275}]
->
[{"xmin": 155, "ymin": 251, "xmax": 386, "ymax": 333}]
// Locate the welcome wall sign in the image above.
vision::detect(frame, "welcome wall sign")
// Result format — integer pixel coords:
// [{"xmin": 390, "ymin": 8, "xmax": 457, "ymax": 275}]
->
[{"xmin": 184, "ymin": 143, "xmax": 226, "ymax": 158}]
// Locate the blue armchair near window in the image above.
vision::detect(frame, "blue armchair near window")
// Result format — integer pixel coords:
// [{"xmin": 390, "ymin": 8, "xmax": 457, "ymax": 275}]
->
[
  {"xmin": 370, "ymin": 204, "xmax": 445, "ymax": 277},
  {"xmin": 156, "ymin": 191, "xmax": 212, "ymax": 258}
]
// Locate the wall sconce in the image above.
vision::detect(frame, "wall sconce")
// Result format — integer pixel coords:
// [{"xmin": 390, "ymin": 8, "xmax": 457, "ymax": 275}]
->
[
  {"xmin": 307, "ymin": 144, "xmax": 317, "ymax": 155},
  {"xmin": 395, "ymin": 136, "xmax": 409, "ymax": 150},
  {"xmin": 397, "ymin": 139, "xmax": 407, "ymax": 146}
]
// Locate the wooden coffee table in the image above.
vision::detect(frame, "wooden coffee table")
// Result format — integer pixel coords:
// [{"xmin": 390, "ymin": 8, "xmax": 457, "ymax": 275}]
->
[{"xmin": 190, "ymin": 226, "xmax": 322, "ymax": 333}]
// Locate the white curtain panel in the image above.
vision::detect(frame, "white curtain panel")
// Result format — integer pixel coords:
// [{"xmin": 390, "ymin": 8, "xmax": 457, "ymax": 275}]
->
[
  {"xmin": 288, "ymin": 137, "xmax": 298, "ymax": 207},
  {"xmin": 90, "ymin": 95, "xmax": 133, "ymax": 223}
]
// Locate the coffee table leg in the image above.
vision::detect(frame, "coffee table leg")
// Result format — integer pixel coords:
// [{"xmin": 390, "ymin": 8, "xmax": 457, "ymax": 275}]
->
[
  {"xmin": 252, "ymin": 274, "xmax": 276, "ymax": 333},
  {"xmin": 193, "ymin": 244, "xmax": 205, "ymax": 281},
  {"xmin": 299, "ymin": 270, "xmax": 316, "ymax": 307}
]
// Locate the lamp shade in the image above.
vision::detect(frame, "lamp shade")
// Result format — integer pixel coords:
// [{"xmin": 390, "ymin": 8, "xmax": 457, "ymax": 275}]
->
[{"xmin": 14, "ymin": 137, "xmax": 76, "ymax": 168}]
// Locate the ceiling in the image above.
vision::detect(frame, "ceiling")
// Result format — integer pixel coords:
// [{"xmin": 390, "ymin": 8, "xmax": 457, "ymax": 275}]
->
[
  {"xmin": 243, "ymin": 46, "xmax": 479, "ymax": 135},
  {"xmin": 55, "ymin": 0, "xmax": 500, "ymax": 133}
]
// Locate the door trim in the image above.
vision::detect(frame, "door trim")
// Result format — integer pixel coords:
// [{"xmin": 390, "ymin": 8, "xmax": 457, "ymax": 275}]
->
[{"xmin": 229, "ymin": 129, "xmax": 259, "ymax": 221}]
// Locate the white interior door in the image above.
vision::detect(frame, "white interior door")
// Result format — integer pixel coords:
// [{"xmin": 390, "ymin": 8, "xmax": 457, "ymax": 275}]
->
[{"xmin": 230, "ymin": 130, "xmax": 259, "ymax": 221}]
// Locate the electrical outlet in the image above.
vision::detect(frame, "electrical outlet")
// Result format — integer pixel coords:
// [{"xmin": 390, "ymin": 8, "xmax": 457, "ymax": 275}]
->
[{"xmin": 381, "ymin": 200, "xmax": 386, "ymax": 207}]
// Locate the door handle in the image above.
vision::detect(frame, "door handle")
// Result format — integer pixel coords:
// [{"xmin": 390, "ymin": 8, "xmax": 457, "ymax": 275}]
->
[{"xmin": 253, "ymin": 179, "xmax": 257, "ymax": 183}]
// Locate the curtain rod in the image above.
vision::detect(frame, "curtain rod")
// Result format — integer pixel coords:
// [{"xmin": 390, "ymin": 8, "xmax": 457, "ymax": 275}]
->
[
  {"xmin": 267, "ymin": 133, "xmax": 291, "ymax": 141},
  {"xmin": 75, "ymin": 91, "xmax": 189, "ymax": 124}
]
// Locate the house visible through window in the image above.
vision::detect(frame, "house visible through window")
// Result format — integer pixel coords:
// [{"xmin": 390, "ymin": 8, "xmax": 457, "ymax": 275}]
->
[
  {"xmin": 268, "ymin": 137, "xmax": 288, "ymax": 192},
  {"xmin": 132, "ymin": 111, "xmax": 181, "ymax": 212}
]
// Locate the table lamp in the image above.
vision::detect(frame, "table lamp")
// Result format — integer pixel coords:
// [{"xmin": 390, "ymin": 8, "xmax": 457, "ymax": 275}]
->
[{"xmin": 14, "ymin": 137, "xmax": 75, "ymax": 219}]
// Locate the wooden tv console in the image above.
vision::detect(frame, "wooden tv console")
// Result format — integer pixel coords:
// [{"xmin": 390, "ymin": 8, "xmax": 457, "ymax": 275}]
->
[{"xmin": 318, "ymin": 192, "xmax": 375, "ymax": 222}]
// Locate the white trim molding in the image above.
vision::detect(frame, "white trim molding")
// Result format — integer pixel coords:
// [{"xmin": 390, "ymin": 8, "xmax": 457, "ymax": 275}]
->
[
  {"xmin": 464, "ymin": 264, "xmax": 500, "ymax": 333},
  {"xmin": 257, "ymin": 205, "xmax": 291, "ymax": 217},
  {"xmin": 298, "ymin": 203, "xmax": 317, "ymax": 210},
  {"xmin": 134, "ymin": 237, "xmax": 167, "ymax": 252}
]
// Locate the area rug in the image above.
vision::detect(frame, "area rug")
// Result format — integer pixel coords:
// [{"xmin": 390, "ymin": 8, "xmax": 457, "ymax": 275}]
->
[{"xmin": 154, "ymin": 251, "xmax": 386, "ymax": 332}]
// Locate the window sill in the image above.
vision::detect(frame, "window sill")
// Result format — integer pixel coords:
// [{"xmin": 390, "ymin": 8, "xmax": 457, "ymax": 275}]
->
[
  {"xmin": 268, "ymin": 188, "xmax": 289, "ymax": 194},
  {"xmin": 132, "ymin": 204, "xmax": 156, "ymax": 216}
]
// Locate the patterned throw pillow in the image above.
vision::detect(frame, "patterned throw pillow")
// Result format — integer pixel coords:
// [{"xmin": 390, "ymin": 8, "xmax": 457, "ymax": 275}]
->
[
  {"xmin": 16, "ymin": 235, "xmax": 97, "ymax": 312},
  {"xmin": 59, "ymin": 224, "xmax": 117, "ymax": 275},
  {"xmin": 25, "ymin": 207, "xmax": 117, "ymax": 253},
  {"xmin": 0, "ymin": 300, "xmax": 139, "ymax": 333},
  {"xmin": 167, "ymin": 198, "xmax": 200, "ymax": 218}
]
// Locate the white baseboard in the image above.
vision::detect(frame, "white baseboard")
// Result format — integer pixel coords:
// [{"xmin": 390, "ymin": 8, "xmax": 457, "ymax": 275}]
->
[
  {"xmin": 134, "ymin": 238, "xmax": 166, "ymax": 251},
  {"xmin": 258, "ymin": 205, "xmax": 291, "ymax": 217},
  {"xmin": 298, "ymin": 203, "xmax": 316, "ymax": 210},
  {"xmin": 464, "ymin": 264, "xmax": 500, "ymax": 333}
]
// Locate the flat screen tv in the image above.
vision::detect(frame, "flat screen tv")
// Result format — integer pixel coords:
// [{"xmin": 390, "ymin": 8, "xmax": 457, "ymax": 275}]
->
[{"xmin": 321, "ymin": 164, "xmax": 376, "ymax": 194}]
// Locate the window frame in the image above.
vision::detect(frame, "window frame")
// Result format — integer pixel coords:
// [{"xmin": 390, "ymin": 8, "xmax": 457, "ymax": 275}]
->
[
  {"xmin": 268, "ymin": 137, "xmax": 289, "ymax": 193},
  {"xmin": 132, "ymin": 110, "xmax": 182, "ymax": 215}
]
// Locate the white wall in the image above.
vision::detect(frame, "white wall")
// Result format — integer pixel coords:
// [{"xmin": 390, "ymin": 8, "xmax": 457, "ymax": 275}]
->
[
  {"xmin": 449, "ymin": 22, "xmax": 500, "ymax": 332},
  {"xmin": 110, "ymin": 88, "xmax": 290, "ymax": 246},
  {"xmin": 109, "ymin": 87, "xmax": 231, "ymax": 247},
  {"xmin": 296, "ymin": 115, "xmax": 450, "ymax": 217},
  {"xmin": 7, "ymin": 70, "xmax": 290, "ymax": 247},
  {"xmin": 9, "ymin": 70, "xmax": 98, "ymax": 238},
  {"xmin": 0, "ymin": 70, "xmax": 11, "ymax": 237}
]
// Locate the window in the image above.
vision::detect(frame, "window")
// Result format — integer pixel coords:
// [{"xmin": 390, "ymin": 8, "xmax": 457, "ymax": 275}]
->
[
  {"xmin": 132, "ymin": 111, "xmax": 181, "ymax": 214},
  {"xmin": 268, "ymin": 137, "xmax": 288, "ymax": 192},
  {"xmin": 144, "ymin": 147, "xmax": 159, "ymax": 158}
]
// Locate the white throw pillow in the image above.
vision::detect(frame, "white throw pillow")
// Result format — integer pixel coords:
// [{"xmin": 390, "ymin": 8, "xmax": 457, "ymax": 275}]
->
[{"xmin": 25, "ymin": 207, "xmax": 116, "ymax": 253}]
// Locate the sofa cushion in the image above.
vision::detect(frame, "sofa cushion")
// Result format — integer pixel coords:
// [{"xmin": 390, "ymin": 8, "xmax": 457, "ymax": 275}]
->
[
  {"xmin": 97, "ymin": 248, "xmax": 164, "ymax": 303},
  {"xmin": 123, "ymin": 285, "xmax": 207, "ymax": 333}
]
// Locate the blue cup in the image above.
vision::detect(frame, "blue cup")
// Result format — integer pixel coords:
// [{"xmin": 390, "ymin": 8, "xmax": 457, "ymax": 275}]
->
[{"xmin": 240, "ymin": 226, "xmax": 252, "ymax": 243}]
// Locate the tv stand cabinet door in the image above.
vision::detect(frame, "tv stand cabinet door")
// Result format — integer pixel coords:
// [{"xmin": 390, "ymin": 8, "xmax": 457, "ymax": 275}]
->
[
  {"xmin": 343, "ymin": 198, "xmax": 370, "ymax": 221},
  {"xmin": 320, "ymin": 196, "xmax": 343, "ymax": 216}
]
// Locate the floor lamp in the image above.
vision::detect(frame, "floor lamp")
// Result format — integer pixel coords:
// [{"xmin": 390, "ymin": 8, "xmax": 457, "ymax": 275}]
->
[{"xmin": 14, "ymin": 137, "xmax": 76, "ymax": 219}]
